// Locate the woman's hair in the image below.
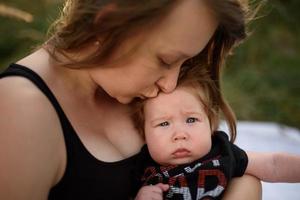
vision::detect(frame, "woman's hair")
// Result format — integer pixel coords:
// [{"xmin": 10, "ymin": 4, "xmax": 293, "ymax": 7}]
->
[
  {"xmin": 178, "ymin": 0, "xmax": 254, "ymax": 141},
  {"xmin": 45, "ymin": 0, "xmax": 253, "ymax": 141},
  {"xmin": 131, "ymin": 68, "xmax": 237, "ymax": 142},
  {"xmin": 45, "ymin": 0, "xmax": 249, "ymax": 68},
  {"xmin": 45, "ymin": 0, "xmax": 176, "ymax": 66}
]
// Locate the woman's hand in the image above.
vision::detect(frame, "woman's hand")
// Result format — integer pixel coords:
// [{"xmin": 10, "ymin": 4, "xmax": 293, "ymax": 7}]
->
[
  {"xmin": 222, "ymin": 175, "xmax": 262, "ymax": 200},
  {"xmin": 135, "ymin": 183, "xmax": 169, "ymax": 200}
]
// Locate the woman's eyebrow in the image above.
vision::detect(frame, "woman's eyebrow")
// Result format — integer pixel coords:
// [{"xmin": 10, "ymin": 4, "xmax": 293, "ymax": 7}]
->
[{"xmin": 159, "ymin": 50, "xmax": 193, "ymax": 62}]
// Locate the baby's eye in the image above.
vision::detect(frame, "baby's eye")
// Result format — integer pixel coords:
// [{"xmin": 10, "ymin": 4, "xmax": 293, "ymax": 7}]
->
[
  {"xmin": 158, "ymin": 121, "xmax": 169, "ymax": 127},
  {"xmin": 186, "ymin": 117, "xmax": 198, "ymax": 123}
]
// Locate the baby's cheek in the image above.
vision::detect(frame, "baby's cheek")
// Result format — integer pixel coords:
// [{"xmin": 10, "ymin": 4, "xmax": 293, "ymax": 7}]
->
[
  {"xmin": 195, "ymin": 140, "xmax": 211, "ymax": 157},
  {"xmin": 148, "ymin": 145, "xmax": 166, "ymax": 164}
]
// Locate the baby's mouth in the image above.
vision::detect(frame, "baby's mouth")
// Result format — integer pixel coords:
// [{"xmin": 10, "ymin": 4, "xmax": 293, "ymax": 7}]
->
[{"xmin": 172, "ymin": 148, "xmax": 191, "ymax": 158}]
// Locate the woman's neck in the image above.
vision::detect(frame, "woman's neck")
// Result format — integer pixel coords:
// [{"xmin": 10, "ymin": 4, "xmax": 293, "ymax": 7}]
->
[{"xmin": 17, "ymin": 48, "xmax": 104, "ymax": 104}]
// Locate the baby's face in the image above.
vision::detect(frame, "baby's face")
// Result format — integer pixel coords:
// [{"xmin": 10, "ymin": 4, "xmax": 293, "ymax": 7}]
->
[{"xmin": 144, "ymin": 87, "xmax": 212, "ymax": 166}]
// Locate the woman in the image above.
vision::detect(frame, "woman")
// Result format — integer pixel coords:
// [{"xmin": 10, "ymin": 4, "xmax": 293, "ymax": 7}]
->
[{"xmin": 0, "ymin": 0, "xmax": 261, "ymax": 199}]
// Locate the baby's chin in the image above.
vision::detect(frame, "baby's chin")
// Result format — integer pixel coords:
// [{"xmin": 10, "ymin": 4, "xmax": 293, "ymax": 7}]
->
[{"xmin": 160, "ymin": 157, "xmax": 196, "ymax": 166}]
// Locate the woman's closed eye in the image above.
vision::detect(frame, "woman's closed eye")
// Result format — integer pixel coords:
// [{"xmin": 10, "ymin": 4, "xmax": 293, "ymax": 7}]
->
[
  {"xmin": 158, "ymin": 58, "xmax": 172, "ymax": 69},
  {"xmin": 186, "ymin": 117, "xmax": 198, "ymax": 124}
]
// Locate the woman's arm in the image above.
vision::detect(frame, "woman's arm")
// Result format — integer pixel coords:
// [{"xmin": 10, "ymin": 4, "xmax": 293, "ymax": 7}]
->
[
  {"xmin": 0, "ymin": 78, "xmax": 64, "ymax": 199},
  {"xmin": 246, "ymin": 151, "xmax": 300, "ymax": 182},
  {"xmin": 222, "ymin": 175, "xmax": 262, "ymax": 200}
]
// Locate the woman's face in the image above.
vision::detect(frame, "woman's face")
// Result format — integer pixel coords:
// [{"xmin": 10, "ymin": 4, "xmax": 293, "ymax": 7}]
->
[{"xmin": 89, "ymin": 0, "xmax": 217, "ymax": 104}]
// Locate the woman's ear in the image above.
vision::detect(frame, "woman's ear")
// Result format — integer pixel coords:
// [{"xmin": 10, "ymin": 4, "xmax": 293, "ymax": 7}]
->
[{"xmin": 93, "ymin": 3, "xmax": 117, "ymax": 25}]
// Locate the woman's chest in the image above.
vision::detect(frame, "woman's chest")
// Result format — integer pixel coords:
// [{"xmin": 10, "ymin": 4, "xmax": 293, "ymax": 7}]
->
[{"xmin": 65, "ymin": 101, "xmax": 144, "ymax": 162}]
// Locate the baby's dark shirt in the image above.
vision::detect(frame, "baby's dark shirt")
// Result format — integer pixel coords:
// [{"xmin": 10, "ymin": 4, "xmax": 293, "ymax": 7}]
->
[{"xmin": 138, "ymin": 131, "xmax": 248, "ymax": 200}]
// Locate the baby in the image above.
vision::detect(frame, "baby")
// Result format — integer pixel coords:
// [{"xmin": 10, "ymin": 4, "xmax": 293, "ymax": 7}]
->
[{"xmin": 132, "ymin": 75, "xmax": 300, "ymax": 200}]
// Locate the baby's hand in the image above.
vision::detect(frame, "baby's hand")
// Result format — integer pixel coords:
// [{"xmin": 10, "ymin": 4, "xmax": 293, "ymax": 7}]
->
[{"xmin": 135, "ymin": 183, "xmax": 169, "ymax": 200}]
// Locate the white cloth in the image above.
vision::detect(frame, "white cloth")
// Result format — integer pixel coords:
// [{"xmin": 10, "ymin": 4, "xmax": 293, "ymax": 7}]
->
[{"xmin": 220, "ymin": 121, "xmax": 300, "ymax": 200}]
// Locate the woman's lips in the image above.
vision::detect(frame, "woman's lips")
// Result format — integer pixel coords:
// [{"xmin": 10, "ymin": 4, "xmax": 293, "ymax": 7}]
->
[{"xmin": 172, "ymin": 148, "xmax": 191, "ymax": 158}]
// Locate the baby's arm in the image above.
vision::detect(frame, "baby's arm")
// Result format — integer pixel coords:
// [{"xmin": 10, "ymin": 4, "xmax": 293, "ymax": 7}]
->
[{"xmin": 246, "ymin": 152, "xmax": 300, "ymax": 182}]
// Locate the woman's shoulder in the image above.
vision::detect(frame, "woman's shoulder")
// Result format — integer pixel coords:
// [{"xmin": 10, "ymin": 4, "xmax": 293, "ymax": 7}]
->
[
  {"xmin": 0, "ymin": 73, "xmax": 59, "ymax": 121},
  {"xmin": 0, "ymin": 73, "xmax": 65, "ymax": 157},
  {"xmin": 0, "ymin": 75, "xmax": 65, "ymax": 197}
]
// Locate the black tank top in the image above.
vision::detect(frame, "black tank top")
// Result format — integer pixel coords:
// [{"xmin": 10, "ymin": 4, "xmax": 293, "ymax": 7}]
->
[{"xmin": 0, "ymin": 64, "xmax": 141, "ymax": 200}]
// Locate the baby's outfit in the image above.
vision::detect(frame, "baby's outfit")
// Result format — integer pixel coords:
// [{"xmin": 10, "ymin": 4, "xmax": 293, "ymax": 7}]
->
[{"xmin": 139, "ymin": 131, "xmax": 248, "ymax": 200}]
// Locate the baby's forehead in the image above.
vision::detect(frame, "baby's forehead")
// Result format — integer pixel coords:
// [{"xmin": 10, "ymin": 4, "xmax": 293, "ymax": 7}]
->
[
  {"xmin": 152, "ymin": 86, "xmax": 198, "ymax": 100},
  {"xmin": 144, "ymin": 87, "xmax": 201, "ymax": 110}
]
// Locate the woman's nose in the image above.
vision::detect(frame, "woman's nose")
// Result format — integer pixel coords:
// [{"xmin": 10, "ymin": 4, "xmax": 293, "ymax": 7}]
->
[
  {"xmin": 144, "ymin": 87, "xmax": 159, "ymax": 98},
  {"xmin": 156, "ymin": 66, "xmax": 180, "ymax": 93}
]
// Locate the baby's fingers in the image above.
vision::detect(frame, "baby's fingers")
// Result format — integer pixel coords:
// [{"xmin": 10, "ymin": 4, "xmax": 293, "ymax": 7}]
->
[
  {"xmin": 135, "ymin": 184, "xmax": 167, "ymax": 200},
  {"xmin": 155, "ymin": 183, "xmax": 169, "ymax": 192}
]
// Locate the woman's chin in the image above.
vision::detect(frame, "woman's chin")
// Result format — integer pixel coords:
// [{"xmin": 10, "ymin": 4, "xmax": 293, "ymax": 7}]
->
[{"xmin": 115, "ymin": 96, "xmax": 134, "ymax": 104}]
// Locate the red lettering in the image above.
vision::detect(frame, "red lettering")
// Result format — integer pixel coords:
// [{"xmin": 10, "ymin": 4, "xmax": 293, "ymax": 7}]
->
[{"xmin": 197, "ymin": 169, "xmax": 227, "ymax": 188}]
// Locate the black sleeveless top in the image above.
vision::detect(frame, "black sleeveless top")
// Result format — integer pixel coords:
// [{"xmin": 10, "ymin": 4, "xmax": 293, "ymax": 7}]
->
[{"xmin": 0, "ymin": 64, "xmax": 141, "ymax": 200}]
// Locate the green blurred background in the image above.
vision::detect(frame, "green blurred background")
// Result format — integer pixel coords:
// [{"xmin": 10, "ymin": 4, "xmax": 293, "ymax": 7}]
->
[{"xmin": 0, "ymin": 0, "xmax": 299, "ymax": 129}]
